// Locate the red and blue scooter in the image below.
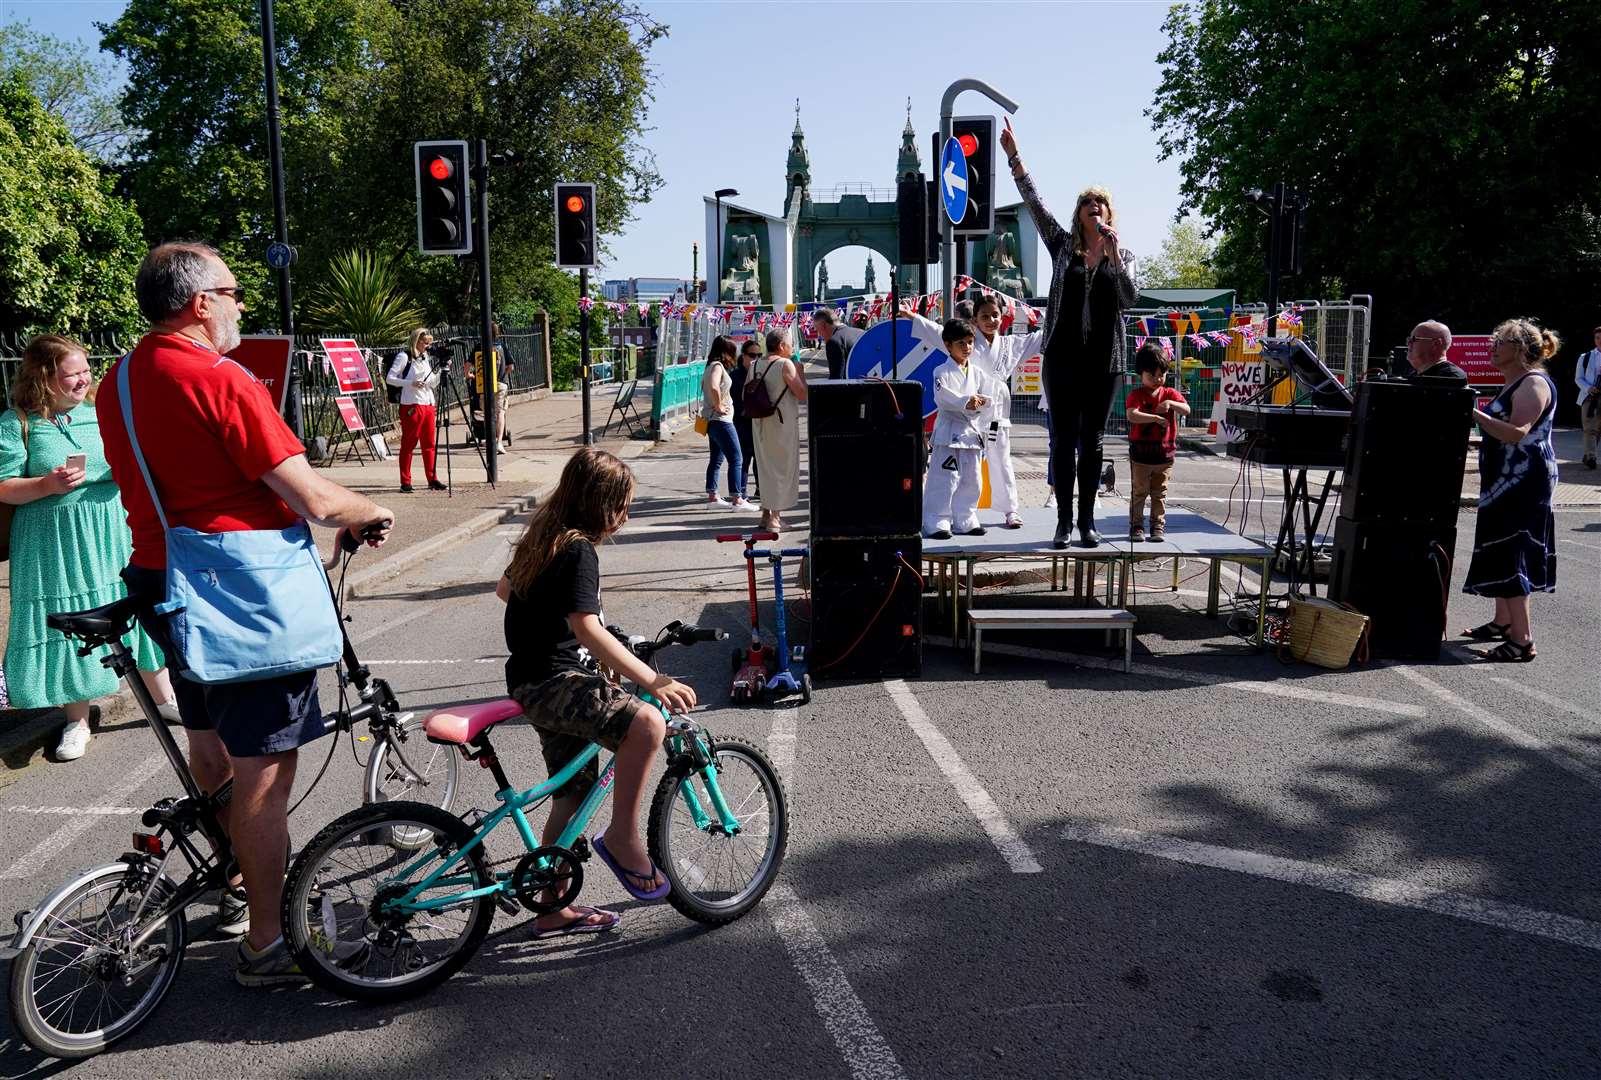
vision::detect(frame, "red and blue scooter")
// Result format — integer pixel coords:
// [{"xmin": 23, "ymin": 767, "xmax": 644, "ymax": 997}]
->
[{"xmin": 716, "ymin": 532, "xmax": 811, "ymax": 706}]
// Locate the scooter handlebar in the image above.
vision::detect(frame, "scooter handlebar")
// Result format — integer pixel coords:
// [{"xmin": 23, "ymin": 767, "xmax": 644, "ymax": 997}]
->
[{"xmin": 716, "ymin": 532, "xmax": 778, "ymax": 543}]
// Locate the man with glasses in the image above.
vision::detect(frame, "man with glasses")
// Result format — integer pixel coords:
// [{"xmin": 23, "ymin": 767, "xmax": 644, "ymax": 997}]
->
[
  {"xmin": 1404, "ymin": 320, "xmax": 1468, "ymax": 384},
  {"xmin": 97, "ymin": 242, "xmax": 394, "ymax": 986}
]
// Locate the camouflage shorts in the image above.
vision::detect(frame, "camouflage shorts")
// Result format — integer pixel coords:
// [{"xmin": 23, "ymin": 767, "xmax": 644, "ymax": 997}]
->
[{"xmin": 512, "ymin": 671, "xmax": 637, "ymax": 798}]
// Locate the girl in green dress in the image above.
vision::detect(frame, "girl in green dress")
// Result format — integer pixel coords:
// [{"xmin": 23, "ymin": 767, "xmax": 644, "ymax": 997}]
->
[{"xmin": 0, "ymin": 335, "xmax": 177, "ymax": 761}]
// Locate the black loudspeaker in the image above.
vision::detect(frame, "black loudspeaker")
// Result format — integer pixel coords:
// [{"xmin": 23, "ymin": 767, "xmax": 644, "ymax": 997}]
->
[
  {"xmin": 897, "ymin": 177, "xmax": 927, "ymax": 266},
  {"xmin": 809, "ymin": 536, "xmax": 923, "ymax": 679},
  {"xmin": 1338, "ymin": 379, "xmax": 1474, "ymax": 530},
  {"xmin": 1329, "ymin": 517, "xmax": 1456, "ymax": 660},
  {"xmin": 808, "ymin": 381, "xmax": 924, "ymax": 538}
]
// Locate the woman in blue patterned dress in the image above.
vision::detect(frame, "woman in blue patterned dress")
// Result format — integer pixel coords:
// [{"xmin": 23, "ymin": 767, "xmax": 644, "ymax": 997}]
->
[
  {"xmin": 0, "ymin": 336, "xmax": 178, "ymax": 760},
  {"xmin": 1460, "ymin": 319, "xmax": 1560, "ymax": 662}
]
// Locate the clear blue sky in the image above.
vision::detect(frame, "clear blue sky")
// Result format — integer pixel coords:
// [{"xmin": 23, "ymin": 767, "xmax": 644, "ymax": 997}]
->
[{"xmin": 4, "ymin": 0, "xmax": 1187, "ymax": 290}]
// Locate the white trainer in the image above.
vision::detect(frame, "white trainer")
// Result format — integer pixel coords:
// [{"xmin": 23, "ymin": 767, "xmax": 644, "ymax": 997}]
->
[
  {"xmin": 54, "ymin": 718, "xmax": 91, "ymax": 762},
  {"xmin": 1043, "ymin": 492, "xmax": 1057, "ymax": 509},
  {"xmin": 706, "ymin": 496, "xmax": 732, "ymax": 508}
]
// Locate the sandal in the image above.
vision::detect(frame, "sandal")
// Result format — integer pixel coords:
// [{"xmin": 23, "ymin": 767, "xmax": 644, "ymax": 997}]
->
[
  {"xmin": 529, "ymin": 905, "xmax": 621, "ymax": 939},
  {"xmin": 1461, "ymin": 621, "xmax": 1511, "ymax": 642},
  {"xmin": 1477, "ymin": 639, "xmax": 1536, "ymax": 663},
  {"xmin": 591, "ymin": 832, "xmax": 671, "ymax": 901}
]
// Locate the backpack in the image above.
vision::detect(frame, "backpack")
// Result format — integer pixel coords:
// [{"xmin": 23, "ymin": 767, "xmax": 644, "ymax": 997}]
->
[
  {"xmin": 384, "ymin": 352, "xmax": 414, "ymax": 404},
  {"xmin": 742, "ymin": 360, "xmax": 790, "ymax": 421}
]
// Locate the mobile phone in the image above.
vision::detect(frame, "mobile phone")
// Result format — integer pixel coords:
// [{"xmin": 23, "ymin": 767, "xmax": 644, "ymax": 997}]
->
[{"xmin": 64, "ymin": 453, "xmax": 87, "ymax": 473}]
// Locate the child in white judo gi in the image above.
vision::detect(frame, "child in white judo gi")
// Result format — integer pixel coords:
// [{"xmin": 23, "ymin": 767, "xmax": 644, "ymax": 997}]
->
[{"xmin": 924, "ymin": 319, "xmax": 1003, "ymax": 539}]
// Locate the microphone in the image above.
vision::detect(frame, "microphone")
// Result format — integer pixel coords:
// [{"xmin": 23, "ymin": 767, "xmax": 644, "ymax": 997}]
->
[{"xmin": 1095, "ymin": 220, "xmax": 1114, "ymax": 239}]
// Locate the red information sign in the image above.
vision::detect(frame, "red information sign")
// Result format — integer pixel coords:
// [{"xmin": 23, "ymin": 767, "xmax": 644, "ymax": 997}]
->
[
  {"xmin": 322, "ymin": 338, "xmax": 374, "ymax": 394},
  {"xmin": 334, "ymin": 396, "xmax": 366, "ymax": 433},
  {"xmin": 1446, "ymin": 335, "xmax": 1503, "ymax": 387},
  {"xmin": 226, "ymin": 335, "xmax": 294, "ymax": 412}
]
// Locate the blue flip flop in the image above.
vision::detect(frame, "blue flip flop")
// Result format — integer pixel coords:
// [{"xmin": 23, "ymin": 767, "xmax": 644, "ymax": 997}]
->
[
  {"xmin": 592, "ymin": 832, "xmax": 671, "ymax": 901},
  {"xmin": 529, "ymin": 906, "xmax": 621, "ymax": 939}
]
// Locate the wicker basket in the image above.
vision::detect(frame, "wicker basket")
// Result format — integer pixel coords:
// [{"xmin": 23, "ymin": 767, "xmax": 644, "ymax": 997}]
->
[{"xmin": 1285, "ymin": 597, "xmax": 1370, "ymax": 669}]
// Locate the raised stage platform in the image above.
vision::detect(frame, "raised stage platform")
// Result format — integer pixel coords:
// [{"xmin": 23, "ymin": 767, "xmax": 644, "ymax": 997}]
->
[{"xmin": 921, "ymin": 499, "xmax": 1274, "ymax": 646}]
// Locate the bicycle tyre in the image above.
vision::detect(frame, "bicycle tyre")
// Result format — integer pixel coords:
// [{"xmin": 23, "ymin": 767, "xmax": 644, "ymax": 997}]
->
[
  {"xmin": 283, "ymin": 801, "xmax": 493, "ymax": 1004},
  {"xmin": 364, "ymin": 718, "xmax": 461, "ymax": 851},
  {"xmin": 9, "ymin": 865, "xmax": 187, "ymax": 1060},
  {"xmin": 647, "ymin": 738, "xmax": 787, "ymax": 926}
]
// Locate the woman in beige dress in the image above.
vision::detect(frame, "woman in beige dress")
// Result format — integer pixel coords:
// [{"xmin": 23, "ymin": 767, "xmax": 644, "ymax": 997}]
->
[{"xmin": 750, "ymin": 329, "xmax": 808, "ymax": 532}]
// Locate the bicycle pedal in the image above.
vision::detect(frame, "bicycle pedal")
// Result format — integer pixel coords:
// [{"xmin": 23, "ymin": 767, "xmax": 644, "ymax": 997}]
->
[{"xmin": 495, "ymin": 893, "xmax": 521, "ymax": 915}]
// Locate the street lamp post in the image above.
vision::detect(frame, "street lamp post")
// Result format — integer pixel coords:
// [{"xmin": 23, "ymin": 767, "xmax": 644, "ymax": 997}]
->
[{"xmin": 713, "ymin": 188, "xmax": 738, "ymax": 303}]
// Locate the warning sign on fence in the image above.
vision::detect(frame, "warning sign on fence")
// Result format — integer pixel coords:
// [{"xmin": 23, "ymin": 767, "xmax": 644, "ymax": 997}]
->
[{"xmin": 1214, "ymin": 360, "xmax": 1265, "ymax": 446}]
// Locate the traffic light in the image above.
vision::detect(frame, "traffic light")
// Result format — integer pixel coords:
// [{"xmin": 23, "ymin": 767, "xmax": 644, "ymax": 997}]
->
[
  {"xmin": 950, "ymin": 116, "xmax": 996, "ymax": 238},
  {"xmin": 414, "ymin": 140, "xmax": 473, "ymax": 256},
  {"xmin": 554, "ymin": 183, "xmax": 597, "ymax": 269}
]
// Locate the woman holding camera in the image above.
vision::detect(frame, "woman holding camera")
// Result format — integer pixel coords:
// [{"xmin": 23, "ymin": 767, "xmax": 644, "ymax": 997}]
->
[{"xmin": 387, "ymin": 327, "xmax": 444, "ymax": 493}]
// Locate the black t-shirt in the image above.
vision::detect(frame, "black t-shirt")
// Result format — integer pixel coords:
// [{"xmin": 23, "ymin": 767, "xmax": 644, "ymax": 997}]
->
[
  {"xmin": 504, "ymin": 538, "xmax": 604, "ymax": 691},
  {"xmin": 1409, "ymin": 359, "xmax": 1468, "ymax": 386}
]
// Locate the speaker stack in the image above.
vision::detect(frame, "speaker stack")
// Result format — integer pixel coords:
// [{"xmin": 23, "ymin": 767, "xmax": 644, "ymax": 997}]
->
[
  {"xmin": 807, "ymin": 380, "xmax": 924, "ymax": 679},
  {"xmin": 1328, "ymin": 379, "xmax": 1474, "ymax": 659}
]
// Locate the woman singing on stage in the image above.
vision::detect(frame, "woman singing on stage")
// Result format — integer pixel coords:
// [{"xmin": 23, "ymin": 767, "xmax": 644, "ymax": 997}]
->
[{"xmin": 1001, "ymin": 118, "xmax": 1137, "ymax": 548}]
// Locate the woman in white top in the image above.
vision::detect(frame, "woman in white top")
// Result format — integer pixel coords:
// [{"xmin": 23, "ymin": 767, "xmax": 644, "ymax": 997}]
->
[
  {"xmin": 386, "ymin": 327, "xmax": 444, "ymax": 492},
  {"xmin": 701, "ymin": 336, "xmax": 757, "ymax": 510}
]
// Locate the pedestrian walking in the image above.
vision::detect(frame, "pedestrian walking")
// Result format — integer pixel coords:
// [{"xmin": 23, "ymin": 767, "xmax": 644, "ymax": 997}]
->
[
  {"xmin": 749, "ymin": 329, "xmax": 808, "ymax": 533},
  {"xmin": 1002, "ymin": 117, "xmax": 1138, "ymax": 549},
  {"xmin": 386, "ymin": 327, "xmax": 445, "ymax": 492},
  {"xmin": 1461, "ymin": 318, "xmax": 1561, "ymax": 662},
  {"xmin": 701, "ymin": 336, "xmax": 758, "ymax": 511},
  {"xmin": 0, "ymin": 334, "xmax": 179, "ymax": 762},
  {"xmin": 98, "ymin": 242, "xmax": 394, "ymax": 984},
  {"xmin": 1574, "ymin": 324, "xmax": 1601, "ymax": 469}
]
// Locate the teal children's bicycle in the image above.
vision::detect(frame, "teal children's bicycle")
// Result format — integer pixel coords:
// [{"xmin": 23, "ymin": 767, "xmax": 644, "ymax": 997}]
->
[{"xmin": 280, "ymin": 620, "xmax": 789, "ymax": 1003}]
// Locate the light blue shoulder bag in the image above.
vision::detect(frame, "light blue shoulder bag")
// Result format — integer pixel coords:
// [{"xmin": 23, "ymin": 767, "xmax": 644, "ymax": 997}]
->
[{"xmin": 117, "ymin": 354, "xmax": 343, "ymax": 683}]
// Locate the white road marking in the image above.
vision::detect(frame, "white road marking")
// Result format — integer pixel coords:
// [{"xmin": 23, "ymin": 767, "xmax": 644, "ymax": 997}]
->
[
  {"xmin": 1391, "ymin": 666, "xmax": 1601, "ymax": 790},
  {"xmin": 1062, "ymin": 821, "xmax": 1601, "ymax": 952},
  {"xmin": 1558, "ymin": 537, "xmax": 1601, "ymax": 552},
  {"xmin": 885, "ymin": 679, "xmax": 1042, "ymax": 873},
  {"xmin": 5, "ymin": 806, "xmax": 141, "ymax": 816},
  {"xmin": 1, "ymin": 753, "xmax": 168, "ymax": 880},
  {"xmin": 967, "ymin": 641, "xmax": 1426, "ymax": 718},
  {"xmin": 367, "ymin": 658, "xmax": 506, "ymax": 665},
  {"xmin": 1460, "ymin": 673, "xmax": 1591, "ymax": 720},
  {"xmin": 764, "ymin": 700, "xmax": 905, "ymax": 1080}
]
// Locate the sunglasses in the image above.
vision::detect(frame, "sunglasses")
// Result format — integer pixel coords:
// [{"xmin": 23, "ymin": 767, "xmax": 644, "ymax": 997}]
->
[{"xmin": 203, "ymin": 286, "xmax": 246, "ymax": 302}]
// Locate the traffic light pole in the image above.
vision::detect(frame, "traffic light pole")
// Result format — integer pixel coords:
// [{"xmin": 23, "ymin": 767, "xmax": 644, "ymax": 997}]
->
[
  {"xmin": 580, "ymin": 268, "xmax": 592, "ymax": 445},
  {"xmin": 473, "ymin": 138, "xmax": 497, "ymax": 486},
  {"xmin": 938, "ymin": 79, "xmax": 1018, "ymax": 319}
]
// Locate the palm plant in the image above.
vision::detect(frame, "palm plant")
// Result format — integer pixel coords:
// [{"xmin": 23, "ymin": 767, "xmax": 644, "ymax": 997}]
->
[{"xmin": 306, "ymin": 249, "xmax": 425, "ymax": 345}]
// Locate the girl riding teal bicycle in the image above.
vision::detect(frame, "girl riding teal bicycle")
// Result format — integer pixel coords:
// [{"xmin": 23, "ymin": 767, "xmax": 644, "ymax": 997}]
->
[{"xmin": 496, "ymin": 448, "xmax": 693, "ymax": 933}]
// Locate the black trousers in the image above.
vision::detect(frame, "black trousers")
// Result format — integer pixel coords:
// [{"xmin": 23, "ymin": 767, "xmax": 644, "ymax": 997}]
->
[{"xmin": 1044, "ymin": 361, "xmax": 1120, "ymax": 531}]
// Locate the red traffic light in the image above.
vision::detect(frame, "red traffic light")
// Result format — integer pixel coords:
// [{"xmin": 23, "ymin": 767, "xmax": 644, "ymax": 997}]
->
[
  {"xmin": 957, "ymin": 133, "xmax": 978, "ymax": 157},
  {"xmin": 429, "ymin": 157, "xmax": 453, "ymax": 181},
  {"xmin": 565, "ymin": 194, "xmax": 586, "ymax": 213}
]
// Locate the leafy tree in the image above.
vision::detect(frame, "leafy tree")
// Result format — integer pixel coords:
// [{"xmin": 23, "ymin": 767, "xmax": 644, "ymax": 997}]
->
[
  {"xmin": 1149, "ymin": 0, "xmax": 1601, "ymax": 366},
  {"xmin": 0, "ymin": 21, "xmax": 135, "ymax": 160},
  {"xmin": 304, "ymin": 249, "xmax": 424, "ymax": 344},
  {"xmin": 1142, "ymin": 217, "xmax": 1220, "ymax": 290},
  {"xmin": 0, "ymin": 74, "xmax": 144, "ymax": 335},
  {"xmin": 100, "ymin": 0, "xmax": 665, "ymax": 334}
]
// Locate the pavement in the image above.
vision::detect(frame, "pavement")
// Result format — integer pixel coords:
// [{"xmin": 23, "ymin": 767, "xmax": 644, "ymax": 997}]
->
[
  {"xmin": 0, "ymin": 375, "xmax": 1596, "ymax": 1077},
  {"xmin": 0, "ymin": 384, "xmax": 656, "ymax": 772}
]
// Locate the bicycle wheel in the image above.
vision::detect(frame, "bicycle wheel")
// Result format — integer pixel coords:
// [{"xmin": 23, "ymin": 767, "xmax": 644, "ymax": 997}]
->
[
  {"xmin": 648, "ymin": 738, "xmax": 787, "ymax": 925},
  {"xmin": 365, "ymin": 718, "xmax": 460, "ymax": 851},
  {"xmin": 9, "ymin": 865, "xmax": 187, "ymax": 1060},
  {"xmin": 282, "ymin": 801, "xmax": 493, "ymax": 1004}
]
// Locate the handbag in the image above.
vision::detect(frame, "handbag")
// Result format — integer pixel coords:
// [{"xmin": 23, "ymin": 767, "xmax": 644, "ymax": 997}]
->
[
  {"xmin": 742, "ymin": 360, "xmax": 790, "ymax": 420},
  {"xmin": 693, "ymin": 413, "xmax": 709, "ymax": 436},
  {"xmin": 117, "ymin": 357, "xmax": 343, "ymax": 683},
  {"xmin": 0, "ymin": 410, "xmax": 26, "ymax": 562},
  {"xmin": 384, "ymin": 354, "xmax": 414, "ymax": 405}
]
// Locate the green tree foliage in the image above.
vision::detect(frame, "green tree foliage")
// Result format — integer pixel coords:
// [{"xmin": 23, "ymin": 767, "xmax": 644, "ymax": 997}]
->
[
  {"xmin": 1142, "ymin": 217, "xmax": 1220, "ymax": 290},
  {"xmin": 0, "ymin": 21, "xmax": 135, "ymax": 160},
  {"xmin": 305, "ymin": 249, "xmax": 424, "ymax": 344},
  {"xmin": 1149, "ymin": 1, "xmax": 1601, "ymax": 357},
  {"xmin": 0, "ymin": 74, "xmax": 144, "ymax": 335},
  {"xmin": 100, "ymin": 0, "xmax": 665, "ymax": 341}
]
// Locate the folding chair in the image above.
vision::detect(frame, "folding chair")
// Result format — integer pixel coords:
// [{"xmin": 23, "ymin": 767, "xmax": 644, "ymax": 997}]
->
[{"xmin": 604, "ymin": 378, "xmax": 644, "ymax": 437}]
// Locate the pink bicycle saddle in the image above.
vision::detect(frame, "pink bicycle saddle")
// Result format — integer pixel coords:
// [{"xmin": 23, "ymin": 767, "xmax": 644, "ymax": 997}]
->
[{"xmin": 424, "ymin": 699, "xmax": 524, "ymax": 744}]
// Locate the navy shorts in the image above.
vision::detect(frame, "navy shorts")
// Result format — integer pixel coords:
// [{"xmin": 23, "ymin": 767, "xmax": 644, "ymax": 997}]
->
[{"xmin": 121, "ymin": 564, "xmax": 327, "ymax": 758}]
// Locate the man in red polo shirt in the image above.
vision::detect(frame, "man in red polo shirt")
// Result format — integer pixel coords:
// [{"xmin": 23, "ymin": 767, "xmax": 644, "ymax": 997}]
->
[{"xmin": 99, "ymin": 242, "xmax": 394, "ymax": 986}]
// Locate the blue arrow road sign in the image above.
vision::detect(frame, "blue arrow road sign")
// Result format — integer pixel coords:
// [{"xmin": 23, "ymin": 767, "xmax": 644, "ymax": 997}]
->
[
  {"xmin": 266, "ymin": 241, "xmax": 294, "ymax": 270},
  {"xmin": 939, "ymin": 136, "xmax": 969, "ymax": 225},
  {"xmin": 845, "ymin": 316, "xmax": 949, "ymax": 425}
]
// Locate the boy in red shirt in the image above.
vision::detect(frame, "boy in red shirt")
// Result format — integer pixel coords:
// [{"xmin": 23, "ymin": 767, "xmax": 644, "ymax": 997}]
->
[{"xmin": 1125, "ymin": 343, "xmax": 1190, "ymax": 541}]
